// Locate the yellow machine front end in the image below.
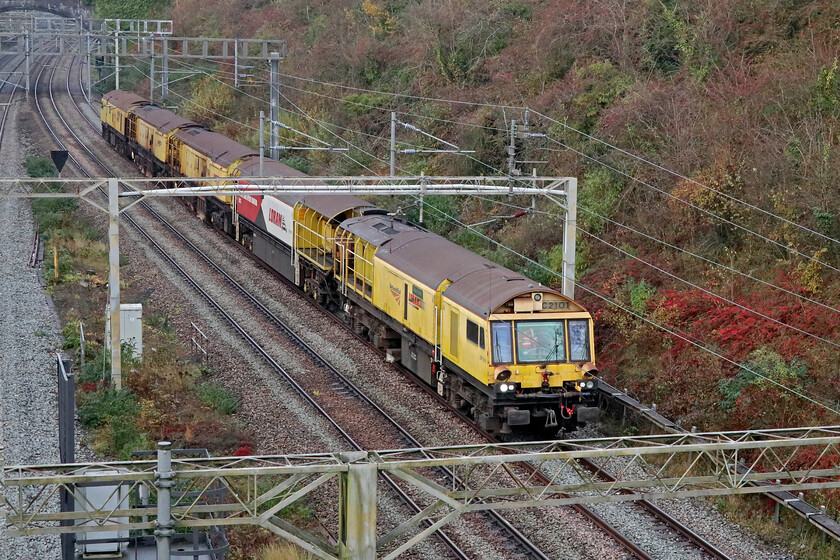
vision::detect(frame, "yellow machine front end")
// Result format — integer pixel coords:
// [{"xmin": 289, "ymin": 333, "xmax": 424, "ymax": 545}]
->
[{"xmin": 441, "ymin": 292, "xmax": 596, "ymax": 391}]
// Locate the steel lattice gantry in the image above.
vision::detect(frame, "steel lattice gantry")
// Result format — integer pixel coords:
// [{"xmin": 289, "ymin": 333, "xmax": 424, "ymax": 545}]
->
[{"xmin": 4, "ymin": 427, "xmax": 840, "ymax": 560}]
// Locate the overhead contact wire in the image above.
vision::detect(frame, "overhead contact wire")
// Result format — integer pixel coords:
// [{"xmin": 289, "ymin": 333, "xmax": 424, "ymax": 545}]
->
[
  {"xmin": 269, "ymin": 71, "xmax": 840, "ymax": 250},
  {"xmin": 544, "ymin": 136, "xmax": 840, "ymax": 274}
]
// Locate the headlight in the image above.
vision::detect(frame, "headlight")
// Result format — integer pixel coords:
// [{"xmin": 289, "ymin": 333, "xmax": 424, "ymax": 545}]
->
[
  {"xmin": 499, "ymin": 383, "xmax": 508, "ymax": 392},
  {"xmin": 586, "ymin": 380, "xmax": 595, "ymax": 389}
]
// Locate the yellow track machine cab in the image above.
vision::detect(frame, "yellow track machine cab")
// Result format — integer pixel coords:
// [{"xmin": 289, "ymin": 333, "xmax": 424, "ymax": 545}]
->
[
  {"xmin": 130, "ymin": 104, "xmax": 196, "ymax": 177},
  {"xmin": 173, "ymin": 129, "xmax": 259, "ymax": 230}
]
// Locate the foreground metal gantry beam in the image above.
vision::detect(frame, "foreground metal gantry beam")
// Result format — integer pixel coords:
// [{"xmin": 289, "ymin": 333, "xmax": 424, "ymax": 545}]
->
[{"xmin": 4, "ymin": 427, "xmax": 840, "ymax": 559}]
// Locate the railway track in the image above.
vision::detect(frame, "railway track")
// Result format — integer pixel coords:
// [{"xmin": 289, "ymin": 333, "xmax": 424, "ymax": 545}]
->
[
  {"xmin": 598, "ymin": 378, "xmax": 840, "ymax": 543},
  {"xmin": 38, "ymin": 50, "xmax": 741, "ymax": 559},
  {"xmin": 37, "ymin": 53, "xmax": 561, "ymax": 560},
  {"xmin": 377, "ymin": 343, "xmax": 736, "ymax": 559},
  {"xmin": 0, "ymin": 55, "xmax": 26, "ymax": 149}
]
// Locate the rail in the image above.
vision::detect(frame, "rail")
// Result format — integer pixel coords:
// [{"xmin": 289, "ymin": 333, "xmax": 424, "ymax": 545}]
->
[{"xmin": 597, "ymin": 378, "xmax": 840, "ymax": 541}]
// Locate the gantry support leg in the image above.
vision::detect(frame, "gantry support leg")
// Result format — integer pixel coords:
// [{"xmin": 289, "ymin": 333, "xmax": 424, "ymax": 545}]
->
[{"xmin": 338, "ymin": 453, "xmax": 376, "ymax": 560}]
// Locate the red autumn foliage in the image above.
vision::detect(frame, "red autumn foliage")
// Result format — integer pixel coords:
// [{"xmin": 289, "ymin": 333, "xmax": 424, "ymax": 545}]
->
[
  {"xmin": 233, "ymin": 444, "xmax": 253, "ymax": 457},
  {"xmin": 80, "ymin": 382, "xmax": 99, "ymax": 393},
  {"xmin": 658, "ymin": 279, "xmax": 840, "ymax": 364}
]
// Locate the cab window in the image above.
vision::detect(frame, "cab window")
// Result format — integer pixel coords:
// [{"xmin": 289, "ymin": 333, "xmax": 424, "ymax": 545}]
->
[
  {"xmin": 568, "ymin": 320, "xmax": 591, "ymax": 362},
  {"xmin": 491, "ymin": 322, "xmax": 513, "ymax": 364},
  {"xmin": 515, "ymin": 320, "xmax": 565, "ymax": 363},
  {"xmin": 467, "ymin": 320, "xmax": 486, "ymax": 350}
]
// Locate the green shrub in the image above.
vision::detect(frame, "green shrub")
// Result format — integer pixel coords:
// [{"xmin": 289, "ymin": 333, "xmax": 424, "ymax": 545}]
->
[
  {"xmin": 31, "ymin": 198, "xmax": 78, "ymax": 237},
  {"xmin": 78, "ymin": 351, "xmax": 108, "ymax": 383},
  {"xmin": 108, "ymin": 417, "xmax": 149, "ymax": 460},
  {"xmin": 628, "ymin": 279, "xmax": 656, "ymax": 314},
  {"xmin": 25, "ymin": 156, "xmax": 56, "ymax": 178},
  {"xmin": 198, "ymin": 382, "xmax": 239, "ymax": 415},
  {"xmin": 717, "ymin": 348, "xmax": 808, "ymax": 414},
  {"xmin": 500, "ymin": 1, "xmax": 532, "ymax": 20},
  {"xmin": 78, "ymin": 388, "xmax": 138, "ymax": 428},
  {"xmin": 42, "ymin": 246, "xmax": 76, "ymax": 281},
  {"xmin": 92, "ymin": 0, "xmax": 159, "ymax": 19},
  {"xmin": 280, "ymin": 156, "xmax": 311, "ymax": 174},
  {"xmin": 342, "ymin": 93, "xmax": 391, "ymax": 116},
  {"xmin": 579, "ymin": 168, "xmax": 625, "ymax": 233},
  {"xmin": 62, "ymin": 322, "xmax": 81, "ymax": 351}
]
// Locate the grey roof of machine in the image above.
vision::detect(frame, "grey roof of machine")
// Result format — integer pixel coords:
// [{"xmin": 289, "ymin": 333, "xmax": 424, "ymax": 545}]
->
[
  {"xmin": 298, "ymin": 195, "xmax": 374, "ymax": 220},
  {"xmin": 133, "ymin": 104, "xmax": 197, "ymax": 134},
  {"xmin": 103, "ymin": 90, "xmax": 149, "ymax": 111},
  {"xmin": 339, "ymin": 214, "xmax": 418, "ymax": 246},
  {"xmin": 236, "ymin": 159, "xmax": 374, "ymax": 219},
  {"xmin": 341, "ymin": 214, "xmax": 557, "ymax": 316},
  {"xmin": 174, "ymin": 128, "xmax": 258, "ymax": 168}
]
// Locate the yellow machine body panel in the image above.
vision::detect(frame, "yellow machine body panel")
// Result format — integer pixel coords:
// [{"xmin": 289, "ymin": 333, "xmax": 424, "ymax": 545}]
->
[
  {"xmin": 371, "ymin": 258, "xmax": 437, "ymax": 344},
  {"xmin": 135, "ymin": 118, "xmax": 155, "ymax": 152},
  {"xmin": 439, "ymin": 299, "xmax": 490, "ymax": 385},
  {"xmin": 100, "ymin": 100, "xmax": 128, "ymax": 136},
  {"xmin": 152, "ymin": 128, "xmax": 172, "ymax": 163}
]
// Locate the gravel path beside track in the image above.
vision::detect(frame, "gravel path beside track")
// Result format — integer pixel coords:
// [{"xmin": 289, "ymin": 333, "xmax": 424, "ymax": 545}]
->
[{"xmin": 0, "ymin": 100, "xmax": 62, "ymax": 560}]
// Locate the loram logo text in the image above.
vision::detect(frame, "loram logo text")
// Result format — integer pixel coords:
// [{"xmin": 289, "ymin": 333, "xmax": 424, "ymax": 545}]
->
[
  {"xmin": 268, "ymin": 208, "xmax": 287, "ymax": 231},
  {"xmin": 240, "ymin": 194, "xmax": 260, "ymax": 206},
  {"xmin": 389, "ymin": 284, "xmax": 401, "ymax": 304}
]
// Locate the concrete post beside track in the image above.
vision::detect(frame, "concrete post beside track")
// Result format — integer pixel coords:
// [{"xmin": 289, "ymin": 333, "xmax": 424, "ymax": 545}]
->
[
  {"xmin": 24, "ymin": 31, "xmax": 29, "ymax": 94},
  {"xmin": 259, "ymin": 110, "xmax": 265, "ymax": 176},
  {"xmin": 390, "ymin": 111, "xmax": 396, "ymax": 177},
  {"xmin": 269, "ymin": 52, "xmax": 279, "ymax": 160},
  {"xmin": 108, "ymin": 178, "xmax": 121, "ymax": 389},
  {"xmin": 161, "ymin": 37, "xmax": 169, "ymax": 98},
  {"xmin": 149, "ymin": 38, "xmax": 154, "ymax": 103},
  {"xmin": 114, "ymin": 29, "xmax": 119, "ymax": 91},
  {"xmin": 562, "ymin": 177, "xmax": 577, "ymax": 300},
  {"xmin": 85, "ymin": 32, "xmax": 91, "ymax": 100}
]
